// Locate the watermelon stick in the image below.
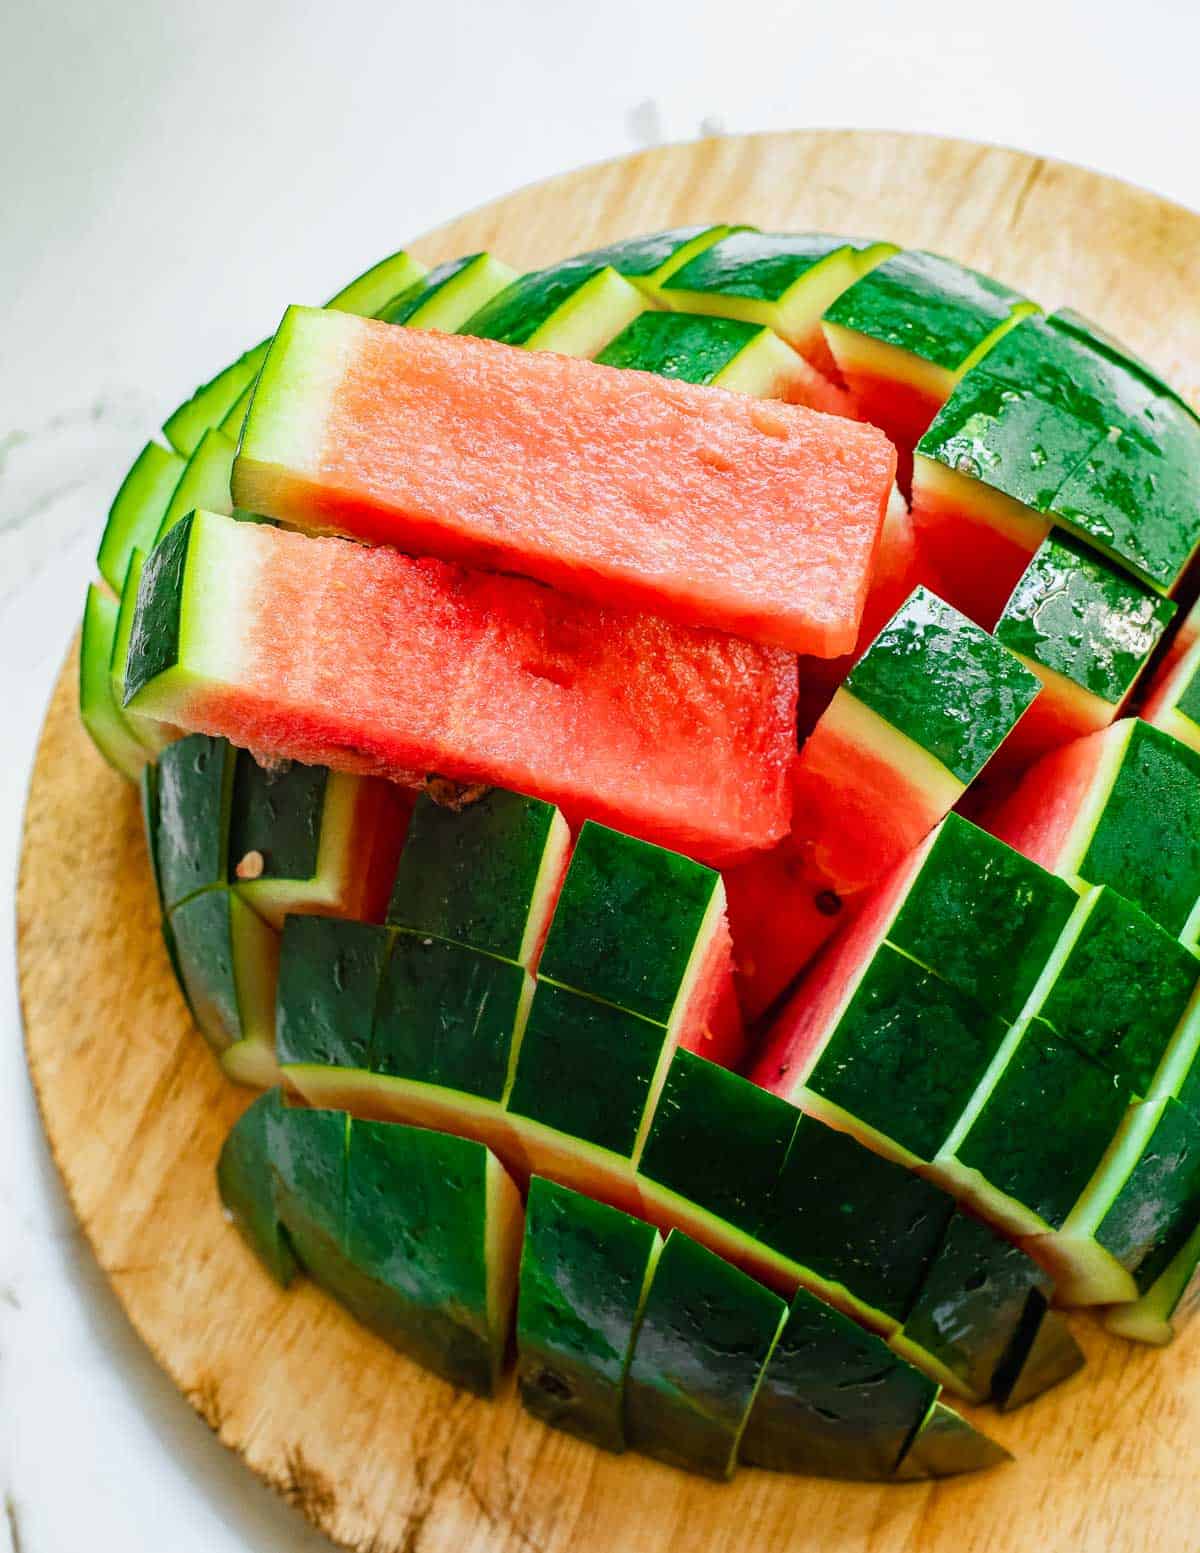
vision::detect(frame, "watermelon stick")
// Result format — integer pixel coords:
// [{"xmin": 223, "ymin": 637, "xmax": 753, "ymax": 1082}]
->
[
  {"xmin": 230, "ymin": 307, "xmax": 897, "ymax": 657},
  {"xmin": 123, "ymin": 509, "xmax": 797, "ymax": 866}
]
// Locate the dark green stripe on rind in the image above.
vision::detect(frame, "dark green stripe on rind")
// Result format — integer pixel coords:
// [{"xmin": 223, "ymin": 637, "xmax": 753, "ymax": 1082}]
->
[
  {"xmin": 123, "ymin": 511, "xmax": 192, "ymax": 707},
  {"xmin": 740, "ymin": 1287, "xmax": 938, "ymax": 1479},
  {"xmin": 761, "ymin": 1118, "xmax": 954, "ymax": 1327},
  {"xmin": 537, "ymin": 821, "xmax": 719, "ymax": 1026},
  {"xmin": 275, "ymin": 916, "xmax": 391, "ymax": 1071},
  {"xmin": 1095, "ymin": 1100, "xmax": 1200, "ymax": 1292},
  {"xmin": 843, "ymin": 588, "xmax": 1040, "ymax": 783},
  {"xmin": 571, "ymin": 225, "xmax": 731, "ymax": 281},
  {"xmin": 823, "ymin": 250, "xmax": 1031, "ymax": 373},
  {"xmin": 461, "ymin": 261, "xmax": 607, "ymax": 346},
  {"xmin": 804, "ymin": 943, "xmax": 1010, "ymax": 1163},
  {"xmin": 1051, "ymin": 307, "xmax": 1199, "ymax": 419},
  {"xmin": 217, "ymin": 1089, "xmax": 298, "ymax": 1286},
  {"xmin": 664, "ymin": 232, "xmax": 876, "ymax": 303},
  {"xmin": 371, "ymin": 931, "xmax": 529, "ymax": 1103},
  {"xmin": 379, "ymin": 256, "xmax": 480, "ymax": 324},
  {"xmin": 168, "ymin": 887, "xmax": 244, "ymax": 1056},
  {"xmin": 897, "ymin": 1210, "xmax": 1051, "ymax": 1401},
  {"xmin": 264, "ymin": 1097, "xmax": 348, "ymax": 1277},
  {"xmin": 1079, "ymin": 720, "xmax": 1200, "ymax": 936},
  {"xmin": 516, "ymin": 1177, "xmax": 660, "ymax": 1452},
  {"xmin": 887, "ymin": 814, "xmax": 1077, "ymax": 1022},
  {"xmin": 595, "ymin": 312, "xmax": 763, "ymax": 383},
  {"xmin": 505, "ymin": 981, "xmax": 668, "ymax": 1157},
  {"xmin": 625, "ymin": 1230, "xmax": 786, "ymax": 1480},
  {"xmin": 955, "ymin": 1020, "xmax": 1133, "ymax": 1229},
  {"xmin": 97, "ymin": 440, "xmax": 186, "ymax": 593},
  {"xmin": 154, "ymin": 733, "xmax": 235, "ymax": 910},
  {"xmin": 1035, "ymin": 888, "xmax": 1197, "ymax": 1093},
  {"xmin": 386, "ymin": 788, "xmax": 561, "ymax": 964},
  {"xmin": 992, "ymin": 1304, "xmax": 1084, "ymax": 1410},
  {"xmin": 228, "ymin": 751, "xmax": 329, "ymax": 882},
  {"xmin": 637, "ymin": 1052, "xmax": 799, "ymax": 1242},
  {"xmin": 995, "ymin": 532, "xmax": 1174, "ymax": 704}
]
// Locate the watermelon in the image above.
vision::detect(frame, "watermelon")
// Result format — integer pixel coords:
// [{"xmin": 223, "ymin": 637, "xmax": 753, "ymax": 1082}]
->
[
  {"xmin": 624, "ymin": 1228, "xmax": 787, "ymax": 1481},
  {"xmin": 987, "ymin": 717, "xmax": 1200, "ymax": 941},
  {"xmin": 892, "ymin": 1401, "xmax": 1012, "ymax": 1480},
  {"xmin": 822, "ymin": 250, "xmax": 1034, "ymax": 480},
  {"xmin": 122, "ymin": 510, "xmax": 797, "ymax": 865},
  {"xmin": 1106, "ymin": 1215, "xmax": 1200, "ymax": 1345},
  {"xmin": 659, "ymin": 231, "xmax": 898, "ymax": 374},
  {"xmin": 515, "ymin": 1176, "xmax": 662, "ymax": 1452},
  {"xmin": 460, "ymin": 257, "xmax": 646, "ymax": 356},
  {"xmin": 569, "ymin": 224, "xmax": 738, "ymax": 296},
  {"xmin": 231, "ymin": 307, "xmax": 896, "ymax": 656},
  {"xmin": 911, "ymin": 311, "xmax": 1200, "ymax": 624},
  {"xmin": 216, "ymin": 1088, "xmax": 299, "ymax": 1286},
  {"xmin": 168, "ymin": 885, "xmax": 279, "ymax": 1087},
  {"xmin": 1141, "ymin": 597, "xmax": 1200, "ymax": 754},
  {"xmin": 595, "ymin": 310, "xmax": 855, "ymax": 416},
  {"xmin": 992, "ymin": 532, "xmax": 1174, "ymax": 764},
  {"xmin": 791, "ymin": 587, "xmax": 1040, "ymax": 899},
  {"xmin": 385, "ymin": 787, "xmax": 570, "ymax": 969},
  {"xmin": 378, "ymin": 252, "xmax": 517, "ymax": 332}
]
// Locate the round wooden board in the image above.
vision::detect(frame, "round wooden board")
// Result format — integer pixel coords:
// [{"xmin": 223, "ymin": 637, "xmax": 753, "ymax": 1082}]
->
[{"xmin": 18, "ymin": 131, "xmax": 1200, "ymax": 1553}]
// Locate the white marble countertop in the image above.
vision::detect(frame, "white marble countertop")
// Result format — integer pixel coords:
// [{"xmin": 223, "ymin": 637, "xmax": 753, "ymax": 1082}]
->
[{"xmin": 3, "ymin": 2, "xmax": 1200, "ymax": 1547}]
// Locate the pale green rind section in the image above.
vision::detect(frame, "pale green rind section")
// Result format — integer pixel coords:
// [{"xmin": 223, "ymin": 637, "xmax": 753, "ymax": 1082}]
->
[
  {"xmin": 384, "ymin": 254, "xmax": 519, "ymax": 332},
  {"xmin": 525, "ymin": 267, "xmax": 646, "ymax": 357},
  {"xmin": 80, "ymin": 583, "xmax": 148, "ymax": 780},
  {"xmin": 155, "ymin": 428, "xmax": 238, "ymax": 544},
  {"xmin": 1105, "ymin": 1217, "xmax": 1200, "ymax": 1345},
  {"xmin": 110, "ymin": 552, "xmax": 176, "ymax": 755},
  {"xmin": 97, "ymin": 441, "xmax": 186, "ymax": 593}
]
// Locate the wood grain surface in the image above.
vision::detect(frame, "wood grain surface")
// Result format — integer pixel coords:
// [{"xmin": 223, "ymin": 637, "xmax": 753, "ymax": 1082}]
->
[{"xmin": 18, "ymin": 132, "xmax": 1200, "ymax": 1553}]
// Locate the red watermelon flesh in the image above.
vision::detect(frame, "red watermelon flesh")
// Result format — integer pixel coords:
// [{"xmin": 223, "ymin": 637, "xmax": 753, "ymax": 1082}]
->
[
  {"xmin": 232, "ymin": 308, "xmax": 897, "ymax": 657},
  {"xmin": 130, "ymin": 511, "xmax": 798, "ymax": 865},
  {"xmin": 677, "ymin": 910, "xmax": 747, "ymax": 1069},
  {"xmin": 750, "ymin": 839, "xmax": 932, "ymax": 1101},
  {"xmin": 984, "ymin": 722, "xmax": 1119, "ymax": 874},
  {"xmin": 723, "ymin": 843, "xmax": 848, "ymax": 1022}
]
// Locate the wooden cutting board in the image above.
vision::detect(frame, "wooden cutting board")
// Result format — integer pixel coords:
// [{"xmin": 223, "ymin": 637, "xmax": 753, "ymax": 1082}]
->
[{"xmin": 18, "ymin": 131, "xmax": 1200, "ymax": 1553}]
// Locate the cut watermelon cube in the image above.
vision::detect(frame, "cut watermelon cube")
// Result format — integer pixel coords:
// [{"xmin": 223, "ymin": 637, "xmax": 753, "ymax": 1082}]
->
[
  {"xmin": 791, "ymin": 587, "xmax": 1039, "ymax": 899},
  {"xmin": 504, "ymin": 980, "xmax": 675, "ymax": 1215},
  {"xmin": 228, "ymin": 750, "xmax": 411, "ymax": 929},
  {"xmin": 275, "ymin": 915, "xmax": 390, "ymax": 1079},
  {"xmin": 757, "ymin": 1115, "xmax": 955, "ymax": 1338},
  {"xmin": 660, "ymin": 231, "xmax": 898, "ymax": 373},
  {"xmin": 378, "ymin": 252, "xmax": 517, "ymax": 332},
  {"xmin": 595, "ymin": 310, "xmax": 854, "ymax": 415},
  {"xmin": 537, "ymin": 821, "xmax": 739, "ymax": 1058},
  {"xmin": 96, "ymin": 440, "xmax": 185, "ymax": 595},
  {"xmin": 1105, "ymin": 1215, "xmax": 1200, "ymax": 1345},
  {"xmin": 912, "ymin": 312, "xmax": 1200, "ymax": 621},
  {"xmin": 893, "ymin": 1210, "xmax": 1071, "ymax": 1407},
  {"xmin": 739, "ymin": 1286, "xmax": 938, "ymax": 1480},
  {"xmin": 385, "ymin": 787, "xmax": 570, "ymax": 970},
  {"xmin": 216, "ymin": 1088, "xmax": 299, "ymax": 1287},
  {"xmin": 987, "ymin": 717, "xmax": 1200, "ymax": 939},
  {"xmin": 123, "ymin": 510, "xmax": 796, "ymax": 864},
  {"xmin": 460, "ymin": 257, "xmax": 645, "ymax": 356},
  {"xmin": 755, "ymin": 933, "xmax": 1008, "ymax": 1167},
  {"xmin": 339, "ymin": 1117, "xmax": 523, "ymax": 1397},
  {"xmin": 992, "ymin": 532, "xmax": 1174, "ymax": 763},
  {"xmin": 624, "ymin": 1228, "xmax": 787, "ymax": 1481},
  {"xmin": 231, "ymin": 307, "xmax": 895, "ymax": 656},
  {"xmin": 636, "ymin": 1051, "xmax": 800, "ymax": 1289},
  {"xmin": 516, "ymin": 1176, "xmax": 662, "ymax": 1453},
  {"xmin": 153, "ymin": 733, "xmax": 235, "ymax": 911},
  {"xmin": 822, "ymin": 249, "xmax": 1035, "ymax": 468},
  {"xmin": 168, "ymin": 885, "xmax": 279, "ymax": 1087}
]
